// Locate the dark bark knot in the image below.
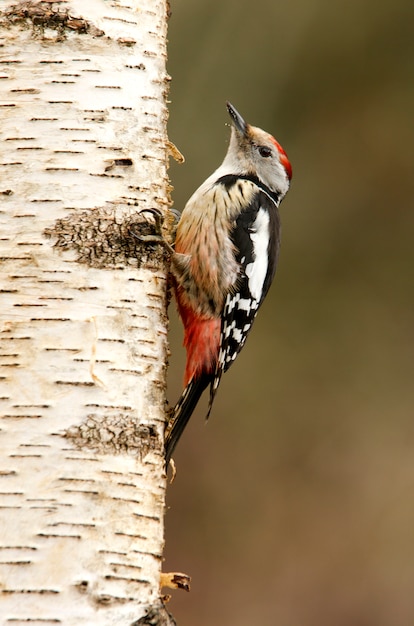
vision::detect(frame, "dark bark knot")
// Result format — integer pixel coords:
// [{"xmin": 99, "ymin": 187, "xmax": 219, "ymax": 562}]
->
[
  {"xmin": 133, "ymin": 604, "xmax": 177, "ymax": 626},
  {"xmin": 44, "ymin": 206, "xmax": 170, "ymax": 270},
  {"xmin": 0, "ymin": 0, "xmax": 105, "ymax": 39},
  {"xmin": 64, "ymin": 414, "xmax": 161, "ymax": 457}
]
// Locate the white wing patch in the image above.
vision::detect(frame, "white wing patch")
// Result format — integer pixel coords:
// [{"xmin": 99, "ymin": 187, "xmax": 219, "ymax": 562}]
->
[{"xmin": 244, "ymin": 208, "xmax": 270, "ymax": 301}]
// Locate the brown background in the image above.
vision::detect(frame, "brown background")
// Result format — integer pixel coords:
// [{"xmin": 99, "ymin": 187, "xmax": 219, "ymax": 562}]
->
[{"xmin": 164, "ymin": 0, "xmax": 414, "ymax": 624}]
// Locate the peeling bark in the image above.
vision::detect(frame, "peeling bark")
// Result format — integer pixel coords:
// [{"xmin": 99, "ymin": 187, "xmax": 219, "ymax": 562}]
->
[{"xmin": 0, "ymin": 0, "xmax": 172, "ymax": 623}]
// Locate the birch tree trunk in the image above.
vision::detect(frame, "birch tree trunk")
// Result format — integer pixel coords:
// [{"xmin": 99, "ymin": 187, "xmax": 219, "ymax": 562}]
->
[{"xmin": 0, "ymin": 0, "xmax": 174, "ymax": 623}]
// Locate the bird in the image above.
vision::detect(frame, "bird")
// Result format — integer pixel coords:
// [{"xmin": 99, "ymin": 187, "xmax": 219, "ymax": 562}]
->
[{"xmin": 165, "ymin": 102, "xmax": 292, "ymax": 466}]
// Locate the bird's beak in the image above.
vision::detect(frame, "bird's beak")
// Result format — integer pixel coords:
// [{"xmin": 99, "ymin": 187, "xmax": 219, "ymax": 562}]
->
[{"xmin": 226, "ymin": 102, "xmax": 248, "ymax": 136}]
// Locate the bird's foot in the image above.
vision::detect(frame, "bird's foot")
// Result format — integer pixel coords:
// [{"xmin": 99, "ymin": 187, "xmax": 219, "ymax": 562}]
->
[
  {"xmin": 166, "ymin": 456, "xmax": 176, "ymax": 483},
  {"xmin": 130, "ymin": 208, "xmax": 175, "ymax": 254}
]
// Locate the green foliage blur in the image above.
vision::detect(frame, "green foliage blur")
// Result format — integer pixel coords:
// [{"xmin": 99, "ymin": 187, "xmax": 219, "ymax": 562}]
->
[{"xmin": 164, "ymin": 0, "xmax": 414, "ymax": 624}]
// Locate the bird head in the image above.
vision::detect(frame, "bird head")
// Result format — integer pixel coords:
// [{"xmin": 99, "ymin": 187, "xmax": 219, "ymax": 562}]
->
[{"xmin": 224, "ymin": 101, "xmax": 292, "ymax": 197}]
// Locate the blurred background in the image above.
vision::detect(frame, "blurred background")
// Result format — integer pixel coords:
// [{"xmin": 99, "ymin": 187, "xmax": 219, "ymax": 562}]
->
[{"xmin": 164, "ymin": 0, "xmax": 414, "ymax": 624}]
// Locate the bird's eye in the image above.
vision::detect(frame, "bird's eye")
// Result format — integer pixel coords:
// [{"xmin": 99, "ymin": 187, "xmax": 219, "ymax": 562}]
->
[{"xmin": 258, "ymin": 146, "xmax": 272, "ymax": 158}]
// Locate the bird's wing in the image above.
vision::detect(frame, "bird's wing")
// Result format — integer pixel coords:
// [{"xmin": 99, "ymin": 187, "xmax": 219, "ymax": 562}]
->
[{"xmin": 207, "ymin": 188, "xmax": 280, "ymax": 415}]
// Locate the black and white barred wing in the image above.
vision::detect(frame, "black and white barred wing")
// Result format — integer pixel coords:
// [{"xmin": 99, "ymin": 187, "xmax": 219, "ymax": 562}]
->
[{"xmin": 208, "ymin": 190, "xmax": 281, "ymax": 412}]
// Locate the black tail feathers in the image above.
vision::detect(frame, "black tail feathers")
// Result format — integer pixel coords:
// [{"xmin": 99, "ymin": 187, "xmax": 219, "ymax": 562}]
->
[{"xmin": 165, "ymin": 375, "xmax": 211, "ymax": 468}]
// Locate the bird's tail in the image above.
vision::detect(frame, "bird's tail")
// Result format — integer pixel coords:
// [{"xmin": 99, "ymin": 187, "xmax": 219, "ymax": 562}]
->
[{"xmin": 165, "ymin": 375, "xmax": 211, "ymax": 467}]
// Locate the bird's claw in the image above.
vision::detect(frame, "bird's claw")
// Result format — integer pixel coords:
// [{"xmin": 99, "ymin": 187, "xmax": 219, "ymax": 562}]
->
[{"xmin": 130, "ymin": 208, "xmax": 175, "ymax": 254}]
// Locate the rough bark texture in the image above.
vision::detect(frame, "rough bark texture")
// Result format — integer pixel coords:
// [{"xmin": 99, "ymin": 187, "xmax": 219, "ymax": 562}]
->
[{"xmin": 0, "ymin": 0, "xmax": 173, "ymax": 623}]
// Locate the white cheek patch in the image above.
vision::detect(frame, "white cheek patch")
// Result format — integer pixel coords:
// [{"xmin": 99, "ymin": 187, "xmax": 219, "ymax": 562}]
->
[{"xmin": 245, "ymin": 208, "xmax": 270, "ymax": 302}]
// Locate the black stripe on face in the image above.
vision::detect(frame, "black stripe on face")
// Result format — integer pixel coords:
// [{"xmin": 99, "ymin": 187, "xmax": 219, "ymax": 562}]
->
[{"xmin": 216, "ymin": 173, "xmax": 280, "ymax": 205}]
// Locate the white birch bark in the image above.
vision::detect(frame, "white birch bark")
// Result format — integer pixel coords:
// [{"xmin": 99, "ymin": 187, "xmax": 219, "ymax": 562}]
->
[{"xmin": 0, "ymin": 0, "xmax": 174, "ymax": 623}]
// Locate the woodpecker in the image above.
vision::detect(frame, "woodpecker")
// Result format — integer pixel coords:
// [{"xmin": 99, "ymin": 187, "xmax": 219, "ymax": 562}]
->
[{"xmin": 165, "ymin": 102, "xmax": 292, "ymax": 466}]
